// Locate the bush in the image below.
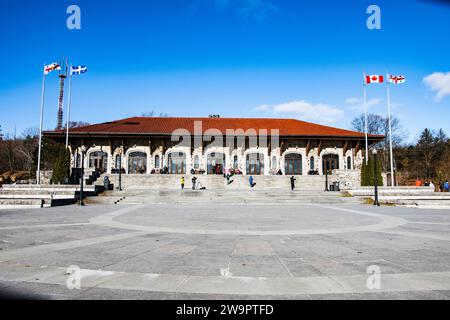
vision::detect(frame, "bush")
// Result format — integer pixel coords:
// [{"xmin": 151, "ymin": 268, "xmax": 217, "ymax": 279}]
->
[
  {"xmin": 51, "ymin": 144, "xmax": 70, "ymax": 184},
  {"xmin": 361, "ymin": 156, "xmax": 383, "ymax": 187}
]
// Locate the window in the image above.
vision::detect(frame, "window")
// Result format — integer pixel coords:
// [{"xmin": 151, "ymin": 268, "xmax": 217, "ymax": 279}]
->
[
  {"xmin": 168, "ymin": 152, "xmax": 186, "ymax": 174},
  {"xmin": 347, "ymin": 156, "xmax": 352, "ymax": 170},
  {"xmin": 128, "ymin": 152, "xmax": 147, "ymax": 174},
  {"xmin": 194, "ymin": 155, "xmax": 200, "ymax": 169},
  {"xmin": 115, "ymin": 155, "xmax": 121, "ymax": 169},
  {"xmin": 233, "ymin": 155, "xmax": 238, "ymax": 169},
  {"xmin": 155, "ymin": 155, "xmax": 160, "ymax": 169},
  {"xmin": 284, "ymin": 153, "xmax": 302, "ymax": 175},
  {"xmin": 310, "ymin": 156, "xmax": 315, "ymax": 171},
  {"xmin": 207, "ymin": 153, "xmax": 226, "ymax": 174},
  {"xmin": 89, "ymin": 151, "xmax": 108, "ymax": 172},
  {"xmin": 246, "ymin": 153, "xmax": 265, "ymax": 175},
  {"xmin": 322, "ymin": 154, "xmax": 339, "ymax": 174},
  {"xmin": 76, "ymin": 153, "xmax": 81, "ymax": 168}
]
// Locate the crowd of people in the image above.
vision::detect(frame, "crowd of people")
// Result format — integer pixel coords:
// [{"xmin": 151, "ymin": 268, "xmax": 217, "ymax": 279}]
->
[{"xmin": 415, "ymin": 179, "xmax": 449, "ymax": 192}]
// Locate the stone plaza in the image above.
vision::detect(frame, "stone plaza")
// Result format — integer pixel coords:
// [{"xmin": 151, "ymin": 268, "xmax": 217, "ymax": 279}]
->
[{"xmin": 0, "ymin": 193, "xmax": 449, "ymax": 300}]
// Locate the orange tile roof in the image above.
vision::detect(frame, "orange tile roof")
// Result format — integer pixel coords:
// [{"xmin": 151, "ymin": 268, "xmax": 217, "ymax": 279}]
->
[{"xmin": 46, "ymin": 117, "xmax": 384, "ymax": 139}]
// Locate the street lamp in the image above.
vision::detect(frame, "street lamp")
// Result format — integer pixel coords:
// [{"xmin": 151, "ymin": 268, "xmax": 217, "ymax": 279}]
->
[
  {"xmin": 324, "ymin": 158, "xmax": 329, "ymax": 192},
  {"xmin": 373, "ymin": 148, "xmax": 380, "ymax": 207},
  {"xmin": 118, "ymin": 149, "xmax": 123, "ymax": 191},
  {"xmin": 79, "ymin": 145, "xmax": 86, "ymax": 206}
]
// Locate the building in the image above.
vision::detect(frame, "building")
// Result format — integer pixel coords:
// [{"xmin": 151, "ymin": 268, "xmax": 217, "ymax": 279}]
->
[{"xmin": 44, "ymin": 117, "xmax": 383, "ymax": 176}]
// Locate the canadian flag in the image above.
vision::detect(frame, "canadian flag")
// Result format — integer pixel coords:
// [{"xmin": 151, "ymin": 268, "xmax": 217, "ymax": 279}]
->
[{"xmin": 365, "ymin": 75, "xmax": 384, "ymax": 84}]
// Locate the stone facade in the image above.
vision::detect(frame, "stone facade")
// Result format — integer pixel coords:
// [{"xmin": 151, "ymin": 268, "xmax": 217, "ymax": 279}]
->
[{"xmin": 70, "ymin": 144, "xmax": 365, "ymax": 177}]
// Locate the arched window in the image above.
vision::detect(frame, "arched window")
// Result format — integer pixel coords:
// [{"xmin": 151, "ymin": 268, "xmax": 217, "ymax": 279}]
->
[
  {"xmin": 246, "ymin": 153, "xmax": 265, "ymax": 175},
  {"xmin": 155, "ymin": 155, "xmax": 160, "ymax": 169},
  {"xmin": 233, "ymin": 155, "xmax": 238, "ymax": 169},
  {"xmin": 89, "ymin": 151, "xmax": 108, "ymax": 172},
  {"xmin": 168, "ymin": 152, "xmax": 186, "ymax": 174},
  {"xmin": 310, "ymin": 156, "xmax": 315, "ymax": 171},
  {"xmin": 271, "ymin": 156, "xmax": 277, "ymax": 170},
  {"xmin": 76, "ymin": 153, "xmax": 81, "ymax": 168},
  {"xmin": 128, "ymin": 152, "xmax": 147, "ymax": 174},
  {"xmin": 284, "ymin": 153, "xmax": 302, "ymax": 175},
  {"xmin": 322, "ymin": 154, "xmax": 339, "ymax": 174},
  {"xmin": 194, "ymin": 155, "xmax": 200, "ymax": 169},
  {"xmin": 207, "ymin": 152, "xmax": 226, "ymax": 174},
  {"xmin": 115, "ymin": 155, "xmax": 121, "ymax": 170},
  {"xmin": 347, "ymin": 156, "xmax": 352, "ymax": 170}
]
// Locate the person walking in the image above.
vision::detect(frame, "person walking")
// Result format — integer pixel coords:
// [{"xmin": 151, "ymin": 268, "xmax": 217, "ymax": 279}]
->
[
  {"xmin": 439, "ymin": 181, "xmax": 444, "ymax": 192},
  {"xmin": 444, "ymin": 180, "xmax": 450, "ymax": 192},
  {"xmin": 180, "ymin": 176, "xmax": 185, "ymax": 190},
  {"xmin": 290, "ymin": 176, "xmax": 296, "ymax": 191},
  {"xmin": 249, "ymin": 176, "xmax": 255, "ymax": 188},
  {"xmin": 192, "ymin": 176, "xmax": 197, "ymax": 190}
]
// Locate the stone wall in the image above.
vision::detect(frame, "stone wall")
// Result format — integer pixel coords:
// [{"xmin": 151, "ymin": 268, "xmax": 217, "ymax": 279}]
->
[
  {"xmin": 332, "ymin": 170, "xmax": 388, "ymax": 190},
  {"xmin": 331, "ymin": 170, "xmax": 361, "ymax": 190},
  {"xmin": 38, "ymin": 170, "xmax": 53, "ymax": 185}
]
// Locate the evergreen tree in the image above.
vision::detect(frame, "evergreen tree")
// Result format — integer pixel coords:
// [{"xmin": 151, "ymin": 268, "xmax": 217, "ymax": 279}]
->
[
  {"xmin": 361, "ymin": 156, "xmax": 383, "ymax": 186},
  {"xmin": 51, "ymin": 144, "xmax": 70, "ymax": 184}
]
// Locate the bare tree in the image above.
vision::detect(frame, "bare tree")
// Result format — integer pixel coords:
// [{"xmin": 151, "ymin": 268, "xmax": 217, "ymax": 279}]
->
[{"xmin": 141, "ymin": 111, "xmax": 169, "ymax": 117}]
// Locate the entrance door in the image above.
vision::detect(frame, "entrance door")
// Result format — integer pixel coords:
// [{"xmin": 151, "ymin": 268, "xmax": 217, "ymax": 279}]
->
[
  {"xmin": 246, "ymin": 153, "xmax": 264, "ymax": 175},
  {"xmin": 322, "ymin": 154, "xmax": 339, "ymax": 174},
  {"xmin": 168, "ymin": 152, "xmax": 186, "ymax": 174},
  {"xmin": 284, "ymin": 154, "xmax": 302, "ymax": 175},
  {"xmin": 128, "ymin": 152, "xmax": 147, "ymax": 174},
  {"xmin": 207, "ymin": 152, "xmax": 226, "ymax": 174},
  {"xmin": 89, "ymin": 151, "xmax": 108, "ymax": 173}
]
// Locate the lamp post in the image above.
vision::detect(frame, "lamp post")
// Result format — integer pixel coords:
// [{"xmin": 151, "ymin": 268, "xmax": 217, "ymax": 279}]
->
[
  {"xmin": 118, "ymin": 149, "xmax": 123, "ymax": 191},
  {"xmin": 324, "ymin": 159, "xmax": 329, "ymax": 192},
  {"xmin": 373, "ymin": 148, "xmax": 380, "ymax": 207},
  {"xmin": 79, "ymin": 145, "xmax": 86, "ymax": 206}
]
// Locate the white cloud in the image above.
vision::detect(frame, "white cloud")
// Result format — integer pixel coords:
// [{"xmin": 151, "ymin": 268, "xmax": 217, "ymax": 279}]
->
[
  {"xmin": 210, "ymin": 0, "xmax": 278, "ymax": 21},
  {"xmin": 255, "ymin": 100, "xmax": 344, "ymax": 125},
  {"xmin": 345, "ymin": 97, "xmax": 381, "ymax": 110},
  {"xmin": 423, "ymin": 72, "xmax": 450, "ymax": 101}
]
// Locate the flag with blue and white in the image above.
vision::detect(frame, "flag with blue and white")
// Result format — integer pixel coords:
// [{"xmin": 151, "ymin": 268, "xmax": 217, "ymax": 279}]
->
[{"xmin": 70, "ymin": 65, "xmax": 88, "ymax": 76}]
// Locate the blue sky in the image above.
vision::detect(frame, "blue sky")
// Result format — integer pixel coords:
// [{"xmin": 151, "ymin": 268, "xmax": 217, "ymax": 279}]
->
[{"xmin": 0, "ymin": 0, "xmax": 449, "ymax": 143}]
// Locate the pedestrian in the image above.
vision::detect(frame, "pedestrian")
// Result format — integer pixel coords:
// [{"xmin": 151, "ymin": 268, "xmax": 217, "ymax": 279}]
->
[
  {"xmin": 290, "ymin": 176, "xmax": 296, "ymax": 191},
  {"xmin": 429, "ymin": 181, "xmax": 435, "ymax": 192},
  {"xmin": 444, "ymin": 180, "xmax": 450, "ymax": 192},
  {"xmin": 249, "ymin": 176, "xmax": 255, "ymax": 188},
  {"xmin": 192, "ymin": 176, "xmax": 197, "ymax": 190},
  {"xmin": 180, "ymin": 176, "xmax": 185, "ymax": 190},
  {"xmin": 439, "ymin": 181, "xmax": 444, "ymax": 192}
]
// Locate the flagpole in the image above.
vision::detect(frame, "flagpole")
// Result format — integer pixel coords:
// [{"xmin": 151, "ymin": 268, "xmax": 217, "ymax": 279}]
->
[
  {"xmin": 386, "ymin": 74, "xmax": 395, "ymax": 187},
  {"xmin": 363, "ymin": 71, "xmax": 369, "ymax": 165},
  {"xmin": 37, "ymin": 64, "xmax": 46, "ymax": 185},
  {"xmin": 65, "ymin": 65, "xmax": 73, "ymax": 148}
]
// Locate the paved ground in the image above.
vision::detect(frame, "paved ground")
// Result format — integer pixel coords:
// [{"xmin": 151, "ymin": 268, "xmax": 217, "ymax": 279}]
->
[{"xmin": 0, "ymin": 202, "xmax": 450, "ymax": 300}]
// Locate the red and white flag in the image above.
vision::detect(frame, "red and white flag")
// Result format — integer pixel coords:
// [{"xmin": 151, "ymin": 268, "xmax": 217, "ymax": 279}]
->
[
  {"xmin": 44, "ymin": 63, "xmax": 61, "ymax": 75},
  {"xmin": 388, "ymin": 75, "xmax": 406, "ymax": 84},
  {"xmin": 365, "ymin": 75, "xmax": 384, "ymax": 84}
]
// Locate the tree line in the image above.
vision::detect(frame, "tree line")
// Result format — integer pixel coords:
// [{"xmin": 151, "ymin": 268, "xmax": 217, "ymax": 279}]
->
[
  {"xmin": 351, "ymin": 113, "xmax": 450, "ymax": 185},
  {"xmin": 1, "ymin": 115, "xmax": 449, "ymax": 185}
]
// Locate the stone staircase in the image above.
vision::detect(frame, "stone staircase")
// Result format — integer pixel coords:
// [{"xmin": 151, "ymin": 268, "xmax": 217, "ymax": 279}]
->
[
  {"xmin": 86, "ymin": 188, "xmax": 361, "ymax": 206},
  {"xmin": 0, "ymin": 184, "xmax": 102, "ymax": 209}
]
